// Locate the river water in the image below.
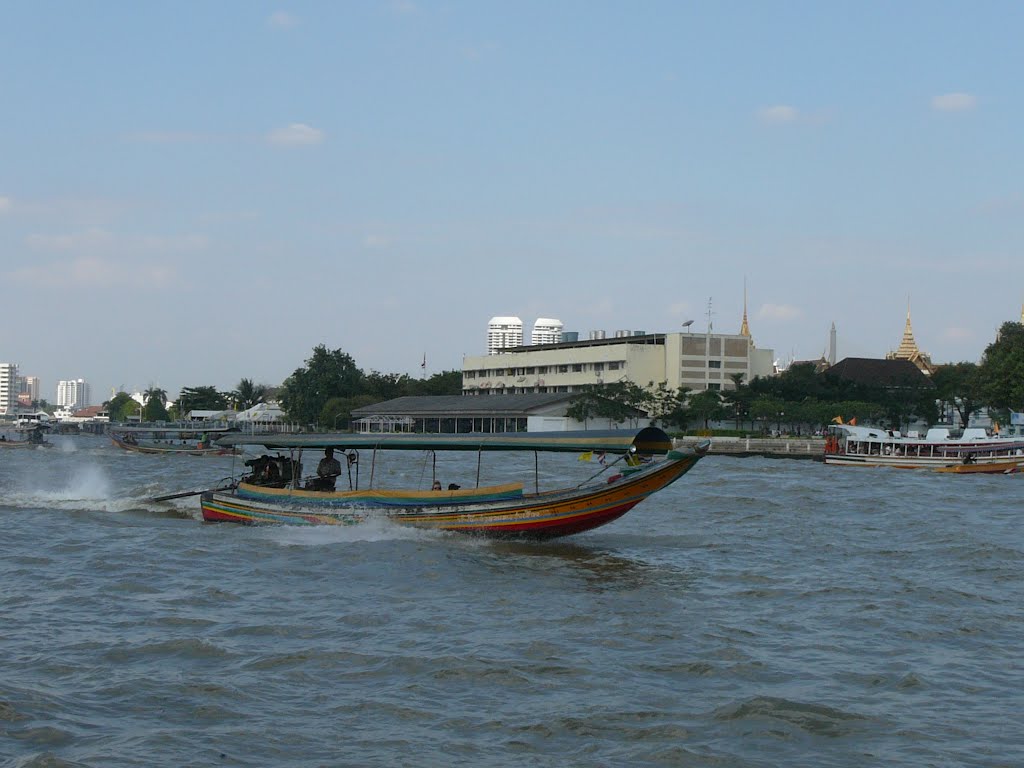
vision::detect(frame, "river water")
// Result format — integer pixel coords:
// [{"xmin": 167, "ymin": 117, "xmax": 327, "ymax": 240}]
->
[{"xmin": 1, "ymin": 435, "xmax": 1021, "ymax": 767}]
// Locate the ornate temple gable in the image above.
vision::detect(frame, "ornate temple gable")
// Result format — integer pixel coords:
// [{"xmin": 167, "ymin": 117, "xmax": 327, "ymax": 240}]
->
[{"xmin": 885, "ymin": 302, "xmax": 935, "ymax": 375}]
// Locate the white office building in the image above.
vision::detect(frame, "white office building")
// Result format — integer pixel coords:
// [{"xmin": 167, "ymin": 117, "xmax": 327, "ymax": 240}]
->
[
  {"xmin": 487, "ymin": 316, "xmax": 523, "ymax": 355},
  {"xmin": 57, "ymin": 378, "xmax": 91, "ymax": 410},
  {"xmin": 531, "ymin": 318, "xmax": 564, "ymax": 346},
  {"xmin": 463, "ymin": 329, "xmax": 775, "ymax": 396},
  {"xmin": 0, "ymin": 362, "xmax": 18, "ymax": 416}
]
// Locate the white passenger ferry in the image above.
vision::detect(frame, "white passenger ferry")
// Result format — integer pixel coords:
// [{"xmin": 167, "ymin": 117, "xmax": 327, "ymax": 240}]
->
[{"xmin": 824, "ymin": 424, "xmax": 1024, "ymax": 472}]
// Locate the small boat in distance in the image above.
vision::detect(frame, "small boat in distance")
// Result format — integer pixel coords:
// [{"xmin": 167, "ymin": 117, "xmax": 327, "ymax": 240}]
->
[
  {"xmin": 199, "ymin": 428, "xmax": 709, "ymax": 539},
  {"xmin": 824, "ymin": 424, "xmax": 1024, "ymax": 473},
  {"xmin": 112, "ymin": 426, "xmax": 240, "ymax": 456},
  {"xmin": 0, "ymin": 424, "xmax": 53, "ymax": 449}
]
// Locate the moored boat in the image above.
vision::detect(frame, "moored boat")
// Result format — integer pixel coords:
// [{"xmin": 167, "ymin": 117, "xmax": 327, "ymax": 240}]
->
[
  {"xmin": 824, "ymin": 424, "xmax": 1024, "ymax": 472},
  {"xmin": 199, "ymin": 428, "xmax": 709, "ymax": 539}
]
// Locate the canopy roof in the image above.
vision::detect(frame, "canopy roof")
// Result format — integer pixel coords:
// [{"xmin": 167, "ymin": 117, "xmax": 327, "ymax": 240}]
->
[{"xmin": 214, "ymin": 427, "xmax": 673, "ymax": 455}]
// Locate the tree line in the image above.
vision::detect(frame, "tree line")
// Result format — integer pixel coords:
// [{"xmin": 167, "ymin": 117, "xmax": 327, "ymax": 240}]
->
[
  {"xmin": 570, "ymin": 321, "xmax": 1024, "ymax": 434},
  {"xmin": 104, "ymin": 345, "xmax": 462, "ymax": 426},
  {"xmin": 104, "ymin": 322, "xmax": 1023, "ymax": 433}
]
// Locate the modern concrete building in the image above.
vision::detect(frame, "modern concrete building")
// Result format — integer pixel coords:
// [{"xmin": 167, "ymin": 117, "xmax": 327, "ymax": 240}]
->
[
  {"xmin": 531, "ymin": 318, "xmax": 563, "ymax": 346},
  {"xmin": 487, "ymin": 316, "xmax": 523, "ymax": 355},
  {"xmin": 57, "ymin": 378, "xmax": 91, "ymax": 410},
  {"xmin": 462, "ymin": 329, "xmax": 775, "ymax": 396},
  {"xmin": 0, "ymin": 362, "xmax": 17, "ymax": 416},
  {"xmin": 21, "ymin": 376, "xmax": 41, "ymax": 404}
]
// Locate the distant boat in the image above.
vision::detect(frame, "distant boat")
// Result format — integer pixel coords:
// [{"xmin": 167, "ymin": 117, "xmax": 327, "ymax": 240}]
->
[
  {"xmin": 112, "ymin": 427, "xmax": 240, "ymax": 457},
  {"xmin": 825, "ymin": 424, "xmax": 1024, "ymax": 472},
  {"xmin": 0, "ymin": 425, "xmax": 53, "ymax": 449},
  {"xmin": 198, "ymin": 428, "xmax": 709, "ymax": 539}
]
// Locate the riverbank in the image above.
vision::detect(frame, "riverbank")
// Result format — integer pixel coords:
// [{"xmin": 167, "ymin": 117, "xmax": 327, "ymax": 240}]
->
[{"xmin": 677, "ymin": 435, "xmax": 825, "ymax": 460}]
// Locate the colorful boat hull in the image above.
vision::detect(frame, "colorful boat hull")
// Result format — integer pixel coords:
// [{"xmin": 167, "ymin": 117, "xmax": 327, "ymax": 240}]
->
[{"xmin": 200, "ymin": 447, "xmax": 706, "ymax": 539}]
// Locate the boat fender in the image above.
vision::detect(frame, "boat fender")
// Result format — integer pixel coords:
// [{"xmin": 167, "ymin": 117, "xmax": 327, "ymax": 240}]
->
[{"xmin": 347, "ymin": 452, "xmax": 358, "ymax": 465}]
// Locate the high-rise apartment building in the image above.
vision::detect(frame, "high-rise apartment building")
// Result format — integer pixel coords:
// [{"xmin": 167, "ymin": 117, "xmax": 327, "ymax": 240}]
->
[
  {"xmin": 0, "ymin": 363, "xmax": 18, "ymax": 415},
  {"xmin": 19, "ymin": 376, "xmax": 41, "ymax": 404},
  {"xmin": 57, "ymin": 379, "xmax": 91, "ymax": 410},
  {"xmin": 531, "ymin": 318, "xmax": 563, "ymax": 346},
  {"xmin": 487, "ymin": 317, "xmax": 523, "ymax": 355}
]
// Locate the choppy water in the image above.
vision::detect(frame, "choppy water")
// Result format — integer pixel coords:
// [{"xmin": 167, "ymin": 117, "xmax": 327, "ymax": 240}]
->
[{"xmin": 1, "ymin": 435, "xmax": 1021, "ymax": 767}]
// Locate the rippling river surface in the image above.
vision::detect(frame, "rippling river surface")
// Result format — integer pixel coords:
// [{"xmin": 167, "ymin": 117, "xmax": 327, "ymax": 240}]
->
[{"xmin": 2, "ymin": 435, "xmax": 1021, "ymax": 767}]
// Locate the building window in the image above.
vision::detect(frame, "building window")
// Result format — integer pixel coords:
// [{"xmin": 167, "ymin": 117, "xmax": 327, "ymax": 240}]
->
[
  {"xmin": 608, "ymin": 361, "xmax": 621, "ymax": 370},
  {"xmin": 708, "ymin": 383, "xmax": 721, "ymax": 391},
  {"xmin": 593, "ymin": 363, "xmax": 604, "ymax": 372},
  {"xmin": 572, "ymin": 364, "xmax": 583, "ymax": 372},
  {"xmin": 558, "ymin": 365, "xmax": 569, "ymax": 373},
  {"xmin": 708, "ymin": 360, "xmax": 722, "ymax": 369},
  {"xmin": 537, "ymin": 366, "xmax": 549, "ymax": 374}
]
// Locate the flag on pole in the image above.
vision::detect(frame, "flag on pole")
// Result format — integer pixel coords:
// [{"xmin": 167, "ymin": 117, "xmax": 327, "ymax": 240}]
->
[
  {"xmin": 848, "ymin": 417, "xmax": 857, "ymax": 426},
  {"xmin": 421, "ymin": 353, "xmax": 426, "ymax": 370},
  {"xmin": 831, "ymin": 416, "xmax": 844, "ymax": 424},
  {"xmin": 578, "ymin": 451, "xmax": 593, "ymax": 462},
  {"xmin": 596, "ymin": 451, "xmax": 606, "ymax": 465}
]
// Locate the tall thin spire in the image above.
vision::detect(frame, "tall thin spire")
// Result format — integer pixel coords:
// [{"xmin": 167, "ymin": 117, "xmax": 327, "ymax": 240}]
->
[{"xmin": 739, "ymin": 279, "xmax": 750, "ymax": 337}]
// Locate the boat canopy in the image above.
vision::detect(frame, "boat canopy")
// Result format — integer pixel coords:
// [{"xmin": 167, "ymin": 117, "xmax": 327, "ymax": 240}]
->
[{"xmin": 213, "ymin": 427, "xmax": 674, "ymax": 455}]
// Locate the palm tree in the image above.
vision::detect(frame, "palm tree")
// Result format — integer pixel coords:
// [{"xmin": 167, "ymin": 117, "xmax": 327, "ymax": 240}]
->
[
  {"xmin": 144, "ymin": 387, "xmax": 167, "ymax": 405},
  {"xmin": 232, "ymin": 378, "xmax": 268, "ymax": 410}
]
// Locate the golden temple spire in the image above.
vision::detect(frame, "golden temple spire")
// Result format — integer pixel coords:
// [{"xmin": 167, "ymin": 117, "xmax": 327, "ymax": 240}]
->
[
  {"xmin": 887, "ymin": 297, "xmax": 935, "ymax": 374},
  {"xmin": 894, "ymin": 298, "xmax": 920, "ymax": 358},
  {"xmin": 739, "ymin": 279, "xmax": 751, "ymax": 337}
]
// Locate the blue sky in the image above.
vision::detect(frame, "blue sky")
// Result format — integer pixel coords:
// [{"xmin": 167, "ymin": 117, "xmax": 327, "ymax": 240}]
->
[{"xmin": 2, "ymin": 2, "xmax": 1022, "ymax": 402}]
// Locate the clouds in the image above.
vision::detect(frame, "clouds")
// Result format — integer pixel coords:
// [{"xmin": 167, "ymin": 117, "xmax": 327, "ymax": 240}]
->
[
  {"xmin": 758, "ymin": 105, "xmax": 800, "ymax": 124},
  {"xmin": 8, "ymin": 256, "xmax": 175, "ymax": 290},
  {"xmin": 267, "ymin": 123, "xmax": 325, "ymax": 146},
  {"xmin": 932, "ymin": 92, "xmax": 976, "ymax": 112},
  {"xmin": 759, "ymin": 303, "xmax": 803, "ymax": 322},
  {"xmin": 24, "ymin": 228, "xmax": 208, "ymax": 257},
  {"xmin": 267, "ymin": 11, "xmax": 299, "ymax": 29},
  {"xmin": 0, "ymin": 196, "xmax": 11, "ymax": 213}
]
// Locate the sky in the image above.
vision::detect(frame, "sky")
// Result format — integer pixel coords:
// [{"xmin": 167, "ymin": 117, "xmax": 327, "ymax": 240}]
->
[{"xmin": 2, "ymin": 1, "xmax": 1023, "ymax": 403}]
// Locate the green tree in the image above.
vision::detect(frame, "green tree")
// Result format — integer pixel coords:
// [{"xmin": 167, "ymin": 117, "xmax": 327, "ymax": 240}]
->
[
  {"xmin": 647, "ymin": 382, "xmax": 690, "ymax": 430},
  {"xmin": 142, "ymin": 387, "xmax": 170, "ymax": 422},
  {"xmin": 231, "ymin": 378, "xmax": 268, "ymax": 410},
  {"xmin": 565, "ymin": 382, "xmax": 650, "ymax": 427},
  {"xmin": 321, "ymin": 394, "xmax": 378, "ymax": 431},
  {"xmin": 722, "ymin": 373, "xmax": 753, "ymax": 429},
  {"xmin": 407, "ymin": 370, "xmax": 463, "ymax": 396},
  {"xmin": 750, "ymin": 395, "xmax": 785, "ymax": 434},
  {"xmin": 106, "ymin": 392, "xmax": 140, "ymax": 423},
  {"xmin": 932, "ymin": 362, "xmax": 983, "ymax": 428},
  {"xmin": 177, "ymin": 386, "xmax": 229, "ymax": 416},
  {"xmin": 979, "ymin": 322, "xmax": 1024, "ymax": 412},
  {"xmin": 279, "ymin": 345, "xmax": 364, "ymax": 427},
  {"xmin": 687, "ymin": 389, "xmax": 725, "ymax": 431}
]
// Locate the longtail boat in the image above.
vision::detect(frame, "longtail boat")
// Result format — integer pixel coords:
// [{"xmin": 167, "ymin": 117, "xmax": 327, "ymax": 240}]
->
[
  {"xmin": 112, "ymin": 427, "xmax": 240, "ymax": 456},
  {"xmin": 199, "ymin": 428, "xmax": 709, "ymax": 539},
  {"xmin": 0, "ymin": 426, "xmax": 53, "ymax": 449}
]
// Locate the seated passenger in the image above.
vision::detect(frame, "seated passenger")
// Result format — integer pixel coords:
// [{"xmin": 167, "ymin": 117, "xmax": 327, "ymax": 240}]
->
[{"xmin": 313, "ymin": 448, "xmax": 342, "ymax": 491}]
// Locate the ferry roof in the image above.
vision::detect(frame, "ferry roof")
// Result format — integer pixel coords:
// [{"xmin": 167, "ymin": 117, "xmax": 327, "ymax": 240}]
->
[{"xmin": 214, "ymin": 427, "xmax": 674, "ymax": 455}]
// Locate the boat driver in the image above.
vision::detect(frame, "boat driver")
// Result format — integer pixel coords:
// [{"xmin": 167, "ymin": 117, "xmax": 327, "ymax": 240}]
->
[{"xmin": 315, "ymin": 448, "xmax": 342, "ymax": 491}]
